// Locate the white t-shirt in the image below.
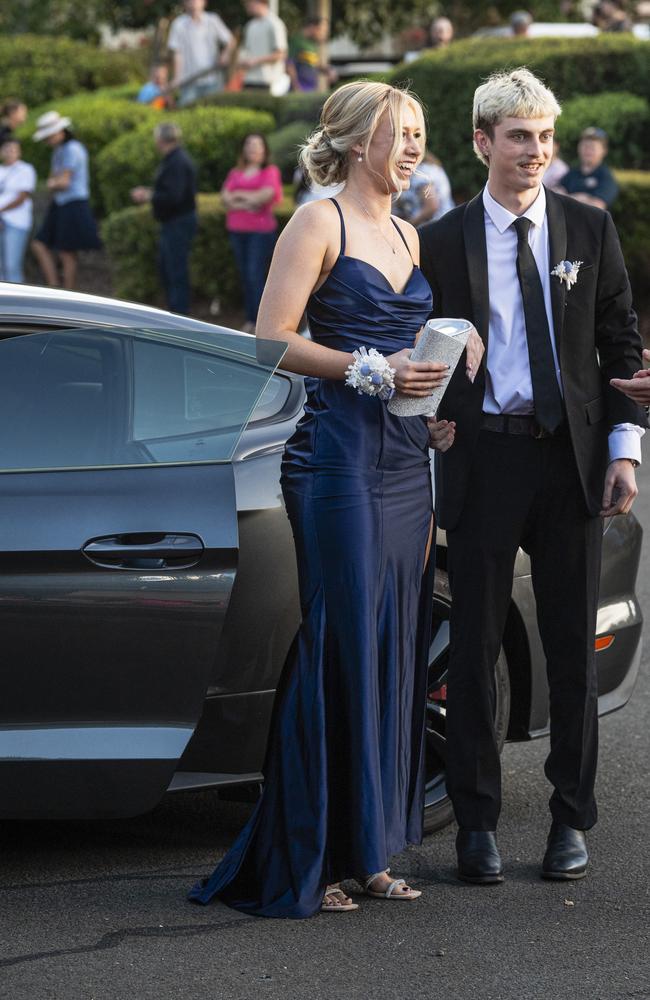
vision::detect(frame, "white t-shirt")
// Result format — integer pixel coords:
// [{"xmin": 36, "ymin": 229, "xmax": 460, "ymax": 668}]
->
[
  {"xmin": 242, "ymin": 13, "xmax": 288, "ymax": 87},
  {"xmin": 0, "ymin": 160, "xmax": 36, "ymax": 230},
  {"xmin": 168, "ymin": 12, "xmax": 233, "ymax": 86}
]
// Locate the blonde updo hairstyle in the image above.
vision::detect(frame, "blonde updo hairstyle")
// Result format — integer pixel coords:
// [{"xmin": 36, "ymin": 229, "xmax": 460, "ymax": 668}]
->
[{"xmin": 300, "ymin": 81, "xmax": 426, "ymax": 192}]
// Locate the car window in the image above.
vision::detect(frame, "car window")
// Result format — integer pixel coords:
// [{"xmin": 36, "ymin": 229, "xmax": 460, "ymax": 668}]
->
[{"xmin": 0, "ymin": 328, "xmax": 286, "ymax": 472}]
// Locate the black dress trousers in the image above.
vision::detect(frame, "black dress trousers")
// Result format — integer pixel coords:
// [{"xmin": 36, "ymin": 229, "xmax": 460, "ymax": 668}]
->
[{"xmin": 445, "ymin": 427, "xmax": 603, "ymax": 831}]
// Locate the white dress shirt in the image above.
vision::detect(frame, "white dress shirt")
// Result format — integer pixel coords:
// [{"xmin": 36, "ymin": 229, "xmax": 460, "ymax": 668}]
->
[{"xmin": 482, "ymin": 184, "xmax": 643, "ymax": 464}]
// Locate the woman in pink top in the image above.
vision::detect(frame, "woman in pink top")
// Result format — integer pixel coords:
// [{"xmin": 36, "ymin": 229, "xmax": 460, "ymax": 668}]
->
[{"xmin": 222, "ymin": 133, "xmax": 282, "ymax": 333}]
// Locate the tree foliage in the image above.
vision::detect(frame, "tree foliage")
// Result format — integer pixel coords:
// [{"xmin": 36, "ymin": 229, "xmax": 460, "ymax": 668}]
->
[{"xmin": 0, "ymin": 0, "xmax": 568, "ymax": 47}]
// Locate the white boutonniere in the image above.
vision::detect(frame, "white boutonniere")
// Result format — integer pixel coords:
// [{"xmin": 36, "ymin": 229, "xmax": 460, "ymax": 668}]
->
[{"xmin": 551, "ymin": 259, "xmax": 584, "ymax": 290}]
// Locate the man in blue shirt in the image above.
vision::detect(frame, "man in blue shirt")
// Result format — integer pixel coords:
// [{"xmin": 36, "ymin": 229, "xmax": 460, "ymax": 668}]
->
[{"xmin": 559, "ymin": 126, "xmax": 618, "ymax": 210}]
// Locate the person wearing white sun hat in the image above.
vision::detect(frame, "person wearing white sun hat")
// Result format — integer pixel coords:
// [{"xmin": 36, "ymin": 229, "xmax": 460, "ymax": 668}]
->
[{"xmin": 30, "ymin": 110, "xmax": 101, "ymax": 291}]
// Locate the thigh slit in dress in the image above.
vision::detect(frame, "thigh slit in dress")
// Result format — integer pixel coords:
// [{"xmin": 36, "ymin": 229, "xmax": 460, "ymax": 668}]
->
[{"xmin": 189, "ymin": 199, "xmax": 435, "ymax": 918}]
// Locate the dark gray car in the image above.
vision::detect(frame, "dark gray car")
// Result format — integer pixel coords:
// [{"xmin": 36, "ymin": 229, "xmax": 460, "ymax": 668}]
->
[{"xmin": 0, "ymin": 285, "xmax": 643, "ymax": 832}]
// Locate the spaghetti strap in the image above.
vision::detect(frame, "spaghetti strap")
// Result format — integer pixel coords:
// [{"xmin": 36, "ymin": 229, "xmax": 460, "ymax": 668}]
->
[
  {"xmin": 330, "ymin": 197, "xmax": 346, "ymax": 255},
  {"xmin": 391, "ymin": 218, "xmax": 414, "ymax": 263}
]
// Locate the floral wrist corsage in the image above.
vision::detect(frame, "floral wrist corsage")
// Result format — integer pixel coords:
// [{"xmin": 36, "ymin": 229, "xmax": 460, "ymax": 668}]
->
[{"xmin": 345, "ymin": 346, "xmax": 396, "ymax": 401}]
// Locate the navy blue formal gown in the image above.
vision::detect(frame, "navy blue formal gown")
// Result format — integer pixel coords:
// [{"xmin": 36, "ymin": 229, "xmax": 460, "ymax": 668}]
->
[{"xmin": 189, "ymin": 199, "xmax": 435, "ymax": 918}]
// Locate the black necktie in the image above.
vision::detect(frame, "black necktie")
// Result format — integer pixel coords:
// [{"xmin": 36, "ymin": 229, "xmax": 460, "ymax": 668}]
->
[{"xmin": 513, "ymin": 216, "xmax": 564, "ymax": 433}]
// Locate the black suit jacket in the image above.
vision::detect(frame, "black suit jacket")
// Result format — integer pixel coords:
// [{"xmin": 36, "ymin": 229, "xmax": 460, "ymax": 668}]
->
[{"xmin": 419, "ymin": 188, "xmax": 647, "ymax": 530}]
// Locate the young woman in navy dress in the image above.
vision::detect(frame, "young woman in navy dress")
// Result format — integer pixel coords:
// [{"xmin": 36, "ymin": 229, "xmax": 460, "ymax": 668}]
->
[{"xmin": 189, "ymin": 81, "xmax": 483, "ymax": 918}]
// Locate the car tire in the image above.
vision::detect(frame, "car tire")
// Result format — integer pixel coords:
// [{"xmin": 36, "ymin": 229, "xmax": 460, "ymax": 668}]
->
[{"xmin": 423, "ymin": 568, "xmax": 511, "ymax": 835}]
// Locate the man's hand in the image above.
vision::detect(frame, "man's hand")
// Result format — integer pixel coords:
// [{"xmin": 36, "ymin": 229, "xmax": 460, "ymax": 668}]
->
[
  {"xmin": 465, "ymin": 327, "xmax": 485, "ymax": 383},
  {"xmin": 427, "ymin": 416, "xmax": 456, "ymax": 452},
  {"xmin": 130, "ymin": 186, "xmax": 152, "ymax": 204},
  {"xmin": 610, "ymin": 349, "xmax": 650, "ymax": 405},
  {"xmin": 600, "ymin": 458, "xmax": 638, "ymax": 517}
]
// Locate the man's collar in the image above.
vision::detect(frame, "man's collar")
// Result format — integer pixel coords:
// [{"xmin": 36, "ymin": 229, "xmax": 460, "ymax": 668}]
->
[{"xmin": 483, "ymin": 183, "xmax": 547, "ymax": 234}]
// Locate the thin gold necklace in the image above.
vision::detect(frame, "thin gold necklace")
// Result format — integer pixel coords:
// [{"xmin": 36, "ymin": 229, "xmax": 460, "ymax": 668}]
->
[{"xmin": 347, "ymin": 193, "xmax": 398, "ymax": 255}]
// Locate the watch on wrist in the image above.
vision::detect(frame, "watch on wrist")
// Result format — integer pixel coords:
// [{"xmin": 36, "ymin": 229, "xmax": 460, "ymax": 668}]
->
[{"xmin": 625, "ymin": 458, "xmax": 640, "ymax": 468}]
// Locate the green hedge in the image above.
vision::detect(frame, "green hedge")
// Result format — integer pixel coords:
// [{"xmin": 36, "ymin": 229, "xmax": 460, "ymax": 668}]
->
[
  {"xmin": 102, "ymin": 173, "xmax": 650, "ymax": 315},
  {"xmin": 0, "ymin": 35, "xmax": 146, "ymax": 108},
  {"xmin": 391, "ymin": 35, "xmax": 650, "ymax": 197},
  {"xmin": 268, "ymin": 120, "xmax": 314, "ymax": 181},
  {"xmin": 102, "ymin": 193, "xmax": 294, "ymax": 307},
  {"xmin": 95, "ymin": 106, "xmax": 276, "ymax": 217},
  {"xmin": 201, "ymin": 89, "xmax": 325, "ymax": 127},
  {"xmin": 613, "ymin": 170, "xmax": 650, "ymax": 310},
  {"xmin": 17, "ymin": 90, "xmax": 161, "ymax": 214},
  {"xmin": 556, "ymin": 93, "xmax": 650, "ymax": 171}
]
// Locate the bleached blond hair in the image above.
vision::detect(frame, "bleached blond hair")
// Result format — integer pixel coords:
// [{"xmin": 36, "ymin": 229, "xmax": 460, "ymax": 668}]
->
[
  {"xmin": 299, "ymin": 81, "xmax": 425, "ymax": 191},
  {"xmin": 472, "ymin": 67, "xmax": 561, "ymax": 166}
]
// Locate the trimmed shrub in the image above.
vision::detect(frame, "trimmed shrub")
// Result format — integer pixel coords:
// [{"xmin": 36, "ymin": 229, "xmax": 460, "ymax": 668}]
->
[
  {"xmin": 613, "ymin": 170, "xmax": 650, "ymax": 312},
  {"xmin": 102, "ymin": 193, "xmax": 294, "ymax": 307},
  {"xmin": 390, "ymin": 35, "xmax": 650, "ymax": 197},
  {"xmin": 96, "ymin": 106, "xmax": 276, "ymax": 217},
  {"xmin": 556, "ymin": 93, "xmax": 650, "ymax": 171},
  {"xmin": 268, "ymin": 120, "xmax": 314, "ymax": 181},
  {"xmin": 102, "ymin": 173, "xmax": 650, "ymax": 316},
  {"xmin": 201, "ymin": 89, "xmax": 325, "ymax": 127},
  {"xmin": 0, "ymin": 35, "xmax": 146, "ymax": 108},
  {"xmin": 17, "ymin": 90, "xmax": 161, "ymax": 214}
]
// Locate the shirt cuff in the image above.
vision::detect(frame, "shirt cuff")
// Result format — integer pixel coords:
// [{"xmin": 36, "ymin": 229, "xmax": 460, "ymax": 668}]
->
[{"xmin": 608, "ymin": 423, "xmax": 645, "ymax": 465}]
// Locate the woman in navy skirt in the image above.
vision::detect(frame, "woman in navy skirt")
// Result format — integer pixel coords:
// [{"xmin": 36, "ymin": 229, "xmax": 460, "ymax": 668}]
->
[{"xmin": 31, "ymin": 110, "xmax": 101, "ymax": 291}]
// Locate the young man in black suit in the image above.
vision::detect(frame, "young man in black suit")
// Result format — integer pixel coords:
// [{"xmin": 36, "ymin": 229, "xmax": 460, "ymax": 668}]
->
[{"xmin": 419, "ymin": 69, "xmax": 647, "ymax": 884}]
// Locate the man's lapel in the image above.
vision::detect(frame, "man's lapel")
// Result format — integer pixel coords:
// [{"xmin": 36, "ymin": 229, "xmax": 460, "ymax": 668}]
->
[
  {"xmin": 545, "ymin": 189, "xmax": 568, "ymax": 353},
  {"xmin": 462, "ymin": 191, "xmax": 490, "ymax": 349}
]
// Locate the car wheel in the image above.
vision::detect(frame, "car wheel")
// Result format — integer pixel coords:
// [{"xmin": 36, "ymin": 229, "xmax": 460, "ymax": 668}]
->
[{"xmin": 423, "ymin": 568, "xmax": 511, "ymax": 835}]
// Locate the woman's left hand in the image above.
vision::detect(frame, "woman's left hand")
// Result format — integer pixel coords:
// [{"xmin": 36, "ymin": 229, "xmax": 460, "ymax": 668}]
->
[
  {"xmin": 465, "ymin": 327, "xmax": 485, "ymax": 383},
  {"xmin": 388, "ymin": 348, "xmax": 449, "ymax": 397}
]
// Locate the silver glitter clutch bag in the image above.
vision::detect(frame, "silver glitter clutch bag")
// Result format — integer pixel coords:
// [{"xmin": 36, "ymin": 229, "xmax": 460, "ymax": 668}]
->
[{"xmin": 387, "ymin": 317, "xmax": 473, "ymax": 417}]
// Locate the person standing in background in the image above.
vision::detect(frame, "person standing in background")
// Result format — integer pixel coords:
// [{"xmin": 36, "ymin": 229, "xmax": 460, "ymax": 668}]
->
[
  {"xmin": 168, "ymin": 0, "xmax": 235, "ymax": 106},
  {"xmin": 131, "ymin": 123, "xmax": 198, "ymax": 315},
  {"xmin": 542, "ymin": 138, "xmax": 569, "ymax": 190},
  {"xmin": 429, "ymin": 16, "xmax": 454, "ymax": 48},
  {"xmin": 400, "ymin": 149, "xmax": 455, "ymax": 227},
  {"xmin": 0, "ymin": 99, "xmax": 28, "ymax": 147},
  {"xmin": 0, "ymin": 137, "xmax": 36, "ymax": 283},
  {"xmin": 591, "ymin": 0, "xmax": 633, "ymax": 32},
  {"xmin": 238, "ymin": 0, "xmax": 288, "ymax": 93},
  {"xmin": 510, "ymin": 10, "xmax": 533, "ymax": 35},
  {"xmin": 559, "ymin": 127, "xmax": 618, "ymax": 210},
  {"xmin": 222, "ymin": 132, "xmax": 282, "ymax": 333},
  {"xmin": 287, "ymin": 16, "xmax": 336, "ymax": 92},
  {"xmin": 137, "ymin": 63, "xmax": 171, "ymax": 108},
  {"xmin": 31, "ymin": 111, "xmax": 101, "ymax": 291}
]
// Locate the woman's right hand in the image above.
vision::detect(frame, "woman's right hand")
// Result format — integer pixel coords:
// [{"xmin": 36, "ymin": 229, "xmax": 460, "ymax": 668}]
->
[{"xmin": 388, "ymin": 348, "xmax": 449, "ymax": 397}]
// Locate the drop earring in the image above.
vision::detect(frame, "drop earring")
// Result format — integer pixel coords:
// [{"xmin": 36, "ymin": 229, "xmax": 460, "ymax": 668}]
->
[{"xmin": 357, "ymin": 152, "xmax": 363, "ymax": 162}]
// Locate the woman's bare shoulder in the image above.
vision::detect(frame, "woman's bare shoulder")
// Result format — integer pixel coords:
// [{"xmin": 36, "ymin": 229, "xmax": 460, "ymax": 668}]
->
[
  {"xmin": 290, "ymin": 197, "xmax": 340, "ymax": 233},
  {"xmin": 278, "ymin": 198, "xmax": 341, "ymax": 260}
]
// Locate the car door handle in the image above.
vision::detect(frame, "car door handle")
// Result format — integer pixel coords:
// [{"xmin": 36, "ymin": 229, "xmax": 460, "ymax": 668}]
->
[{"xmin": 82, "ymin": 533, "xmax": 204, "ymax": 570}]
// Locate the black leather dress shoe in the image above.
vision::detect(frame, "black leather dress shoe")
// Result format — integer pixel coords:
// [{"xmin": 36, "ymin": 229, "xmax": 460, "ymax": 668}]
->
[
  {"xmin": 456, "ymin": 830, "xmax": 504, "ymax": 884},
  {"xmin": 541, "ymin": 822, "xmax": 588, "ymax": 880}
]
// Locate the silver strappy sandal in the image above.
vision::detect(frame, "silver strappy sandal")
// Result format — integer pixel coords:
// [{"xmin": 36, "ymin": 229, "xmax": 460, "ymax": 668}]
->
[
  {"xmin": 360, "ymin": 868, "xmax": 422, "ymax": 900},
  {"xmin": 321, "ymin": 885, "xmax": 359, "ymax": 913}
]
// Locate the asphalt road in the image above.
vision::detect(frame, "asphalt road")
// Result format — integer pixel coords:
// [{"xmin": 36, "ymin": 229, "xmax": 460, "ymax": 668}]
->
[{"xmin": 1, "ymin": 469, "xmax": 649, "ymax": 1000}]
